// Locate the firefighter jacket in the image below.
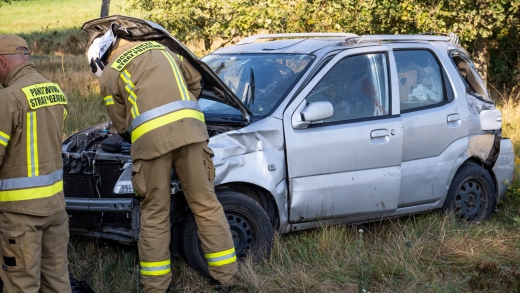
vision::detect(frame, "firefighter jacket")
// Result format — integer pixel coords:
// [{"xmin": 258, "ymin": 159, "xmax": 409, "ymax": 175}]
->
[
  {"xmin": 0, "ymin": 62, "xmax": 67, "ymax": 216},
  {"xmin": 100, "ymin": 40, "xmax": 208, "ymax": 161}
]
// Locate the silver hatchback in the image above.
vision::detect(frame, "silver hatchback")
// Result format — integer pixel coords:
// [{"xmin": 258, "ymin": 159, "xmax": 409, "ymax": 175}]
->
[{"xmin": 202, "ymin": 33, "xmax": 514, "ymax": 232}]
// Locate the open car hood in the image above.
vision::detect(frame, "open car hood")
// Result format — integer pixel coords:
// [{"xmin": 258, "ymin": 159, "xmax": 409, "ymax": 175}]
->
[{"xmin": 81, "ymin": 15, "xmax": 252, "ymax": 121}]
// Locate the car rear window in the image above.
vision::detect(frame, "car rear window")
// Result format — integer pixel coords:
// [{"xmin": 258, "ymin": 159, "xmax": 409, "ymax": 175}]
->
[{"xmin": 394, "ymin": 50, "xmax": 446, "ymax": 112}]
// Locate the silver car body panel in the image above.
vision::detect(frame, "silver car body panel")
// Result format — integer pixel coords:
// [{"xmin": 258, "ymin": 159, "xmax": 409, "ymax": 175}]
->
[
  {"xmin": 283, "ymin": 46, "xmax": 403, "ymax": 223},
  {"xmin": 493, "ymin": 138, "xmax": 515, "ymax": 201},
  {"xmin": 285, "ymin": 136, "xmax": 512, "ymax": 232},
  {"xmin": 399, "ymin": 137, "xmax": 469, "ymax": 208},
  {"xmin": 287, "ymin": 200, "xmax": 442, "ymax": 232},
  {"xmin": 208, "ymin": 117, "xmax": 289, "ymax": 230},
  {"xmin": 213, "ymin": 38, "xmax": 347, "ymax": 55},
  {"xmin": 237, "ymin": 33, "xmax": 358, "ymax": 45}
]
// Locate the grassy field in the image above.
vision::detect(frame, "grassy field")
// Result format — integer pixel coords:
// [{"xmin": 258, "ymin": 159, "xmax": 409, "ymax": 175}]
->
[
  {"xmin": 1, "ymin": 1, "xmax": 520, "ymax": 292},
  {"xmin": 0, "ymin": 0, "xmax": 139, "ymax": 34}
]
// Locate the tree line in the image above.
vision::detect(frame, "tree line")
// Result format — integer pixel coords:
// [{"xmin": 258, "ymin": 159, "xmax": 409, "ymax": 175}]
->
[{"xmin": 128, "ymin": 0, "xmax": 520, "ymax": 91}]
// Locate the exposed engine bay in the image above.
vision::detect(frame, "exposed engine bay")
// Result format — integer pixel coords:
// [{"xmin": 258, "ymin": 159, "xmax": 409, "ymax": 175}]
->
[{"xmin": 62, "ymin": 121, "xmax": 239, "ymax": 244}]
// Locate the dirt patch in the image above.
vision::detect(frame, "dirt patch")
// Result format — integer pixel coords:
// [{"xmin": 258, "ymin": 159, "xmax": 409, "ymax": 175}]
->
[{"xmin": 468, "ymin": 261, "xmax": 520, "ymax": 292}]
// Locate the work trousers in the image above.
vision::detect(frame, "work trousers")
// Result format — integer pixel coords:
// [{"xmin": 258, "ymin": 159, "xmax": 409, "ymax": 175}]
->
[
  {"xmin": 132, "ymin": 141, "xmax": 237, "ymax": 293},
  {"xmin": 0, "ymin": 209, "xmax": 71, "ymax": 293}
]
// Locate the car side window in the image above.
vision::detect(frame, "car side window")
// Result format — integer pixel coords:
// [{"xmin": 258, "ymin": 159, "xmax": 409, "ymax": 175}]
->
[
  {"xmin": 394, "ymin": 50, "xmax": 446, "ymax": 112},
  {"xmin": 306, "ymin": 53, "xmax": 390, "ymax": 124},
  {"xmin": 449, "ymin": 50, "xmax": 491, "ymax": 102}
]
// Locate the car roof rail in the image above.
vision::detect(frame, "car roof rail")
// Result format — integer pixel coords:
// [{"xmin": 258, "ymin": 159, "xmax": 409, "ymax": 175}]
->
[
  {"xmin": 238, "ymin": 33, "xmax": 359, "ymax": 45},
  {"xmin": 343, "ymin": 32, "xmax": 460, "ymax": 46}
]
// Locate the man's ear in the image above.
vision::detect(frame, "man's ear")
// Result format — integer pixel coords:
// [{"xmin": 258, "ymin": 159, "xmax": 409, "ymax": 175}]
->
[
  {"xmin": 0, "ymin": 55, "xmax": 7, "ymax": 69},
  {"xmin": 0, "ymin": 55, "xmax": 8, "ymax": 87}
]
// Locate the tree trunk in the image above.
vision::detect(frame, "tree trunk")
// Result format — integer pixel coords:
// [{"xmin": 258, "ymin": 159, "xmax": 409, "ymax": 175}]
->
[
  {"xmin": 204, "ymin": 38, "xmax": 212, "ymax": 51},
  {"xmin": 100, "ymin": 0, "xmax": 110, "ymax": 17},
  {"xmin": 472, "ymin": 34, "xmax": 489, "ymax": 86}
]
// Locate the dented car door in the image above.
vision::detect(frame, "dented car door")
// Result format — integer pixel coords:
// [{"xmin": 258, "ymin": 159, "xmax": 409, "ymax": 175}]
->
[
  {"xmin": 283, "ymin": 47, "xmax": 403, "ymax": 223},
  {"xmin": 393, "ymin": 47, "xmax": 470, "ymax": 208}
]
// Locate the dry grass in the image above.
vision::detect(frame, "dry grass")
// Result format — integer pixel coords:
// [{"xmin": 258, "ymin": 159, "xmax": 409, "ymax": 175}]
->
[
  {"xmin": 68, "ymin": 209, "xmax": 519, "ymax": 293},
  {"xmin": 497, "ymin": 90, "xmax": 520, "ymax": 158},
  {"xmin": 30, "ymin": 55, "xmax": 107, "ymax": 136}
]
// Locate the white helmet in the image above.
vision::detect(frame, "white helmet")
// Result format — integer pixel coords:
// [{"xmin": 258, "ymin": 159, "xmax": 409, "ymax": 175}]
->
[{"xmin": 87, "ymin": 23, "xmax": 126, "ymax": 78}]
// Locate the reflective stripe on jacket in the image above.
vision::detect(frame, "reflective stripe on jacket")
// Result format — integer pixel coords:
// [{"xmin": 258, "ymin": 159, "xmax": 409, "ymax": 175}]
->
[
  {"xmin": 100, "ymin": 40, "xmax": 208, "ymax": 161},
  {"xmin": 0, "ymin": 62, "xmax": 67, "ymax": 216}
]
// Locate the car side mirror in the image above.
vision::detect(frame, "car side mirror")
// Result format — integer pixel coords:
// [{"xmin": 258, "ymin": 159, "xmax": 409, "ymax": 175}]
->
[
  {"xmin": 480, "ymin": 109, "xmax": 502, "ymax": 130},
  {"xmin": 292, "ymin": 101, "xmax": 334, "ymax": 130}
]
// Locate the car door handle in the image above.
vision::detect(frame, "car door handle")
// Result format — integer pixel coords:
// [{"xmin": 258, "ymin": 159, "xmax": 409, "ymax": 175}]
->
[
  {"xmin": 447, "ymin": 114, "xmax": 460, "ymax": 122},
  {"xmin": 370, "ymin": 129, "xmax": 390, "ymax": 144},
  {"xmin": 447, "ymin": 113, "xmax": 461, "ymax": 128},
  {"xmin": 371, "ymin": 129, "xmax": 389, "ymax": 138}
]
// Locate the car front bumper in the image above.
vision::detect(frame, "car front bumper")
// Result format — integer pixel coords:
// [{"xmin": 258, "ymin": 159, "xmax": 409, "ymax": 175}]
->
[{"xmin": 493, "ymin": 138, "xmax": 515, "ymax": 201}]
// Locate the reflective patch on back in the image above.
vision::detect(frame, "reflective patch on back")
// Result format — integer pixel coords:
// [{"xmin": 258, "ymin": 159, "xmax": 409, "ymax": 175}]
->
[
  {"xmin": 0, "ymin": 131, "xmax": 10, "ymax": 147},
  {"xmin": 111, "ymin": 41, "xmax": 164, "ymax": 72},
  {"xmin": 26, "ymin": 111, "xmax": 39, "ymax": 177},
  {"xmin": 21, "ymin": 83, "xmax": 67, "ymax": 110}
]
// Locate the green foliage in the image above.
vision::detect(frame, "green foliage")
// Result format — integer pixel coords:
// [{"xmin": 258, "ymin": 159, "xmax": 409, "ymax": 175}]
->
[
  {"xmin": 127, "ymin": 0, "xmax": 265, "ymax": 51},
  {"xmin": 264, "ymin": 0, "xmax": 520, "ymax": 42},
  {"xmin": 0, "ymin": 0, "xmax": 15, "ymax": 7},
  {"xmin": 129, "ymin": 0, "xmax": 520, "ymax": 87},
  {"xmin": 128, "ymin": 0, "xmax": 520, "ymax": 46},
  {"xmin": 489, "ymin": 24, "xmax": 520, "ymax": 87}
]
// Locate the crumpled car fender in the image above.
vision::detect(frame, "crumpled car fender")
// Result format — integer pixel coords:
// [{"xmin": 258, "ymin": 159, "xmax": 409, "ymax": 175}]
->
[
  {"xmin": 440, "ymin": 133, "xmax": 512, "ymax": 208},
  {"xmin": 209, "ymin": 117, "xmax": 289, "ymax": 230}
]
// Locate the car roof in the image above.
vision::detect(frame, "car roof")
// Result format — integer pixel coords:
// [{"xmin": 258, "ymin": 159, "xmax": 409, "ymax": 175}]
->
[
  {"xmin": 210, "ymin": 33, "xmax": 463, "ymax": 55},
  {"xmin": 212, "ymin": 38, "xmax": 348, "ymax": 54}
]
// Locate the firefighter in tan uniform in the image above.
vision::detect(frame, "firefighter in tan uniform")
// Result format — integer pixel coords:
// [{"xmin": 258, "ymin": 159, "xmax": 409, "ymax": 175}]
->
[
  {"xmin": 0, "ymin": 35, "xmax": 71, "ymax": 293},
  {"xmin": 86, "ymin": 23, "xmax": 237, "ymax": 292}
]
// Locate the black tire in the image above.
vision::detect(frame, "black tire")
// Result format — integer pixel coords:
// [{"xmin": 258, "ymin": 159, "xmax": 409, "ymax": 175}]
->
[
  {"xmin": 442, "ymin": 162, "xmax": 496, "ymax": 222},
  {"xmin": 180, "ymin": 191, "xmax": 274, "ymax": 277}
]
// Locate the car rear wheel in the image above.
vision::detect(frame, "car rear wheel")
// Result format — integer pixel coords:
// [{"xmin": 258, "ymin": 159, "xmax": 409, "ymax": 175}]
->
[
  {"xmin": 443, "ymin": 162, "xmax": 496, "ymax": 222},
  {"xmin": 180, "ymin": 191, "xmax": 274, "ymax": 277}
]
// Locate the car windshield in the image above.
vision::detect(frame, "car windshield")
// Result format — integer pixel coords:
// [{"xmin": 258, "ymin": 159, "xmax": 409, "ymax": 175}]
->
[{"xmin": 201, "ymin": 53, "xmax": 315, "ymax": 118}]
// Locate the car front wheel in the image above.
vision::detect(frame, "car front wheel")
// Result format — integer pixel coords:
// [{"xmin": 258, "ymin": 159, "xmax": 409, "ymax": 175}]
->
[
  {"xmin": 442, "ymin": 162, "xmax": 496, "ymax": 222},
  {"xmin": 180, "ymin": 191, "xmax": 274, "ymax": 277}
]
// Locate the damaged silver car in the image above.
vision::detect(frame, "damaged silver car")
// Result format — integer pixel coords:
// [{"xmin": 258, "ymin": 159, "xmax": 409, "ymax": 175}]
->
[{"xmin": 64, "ymin": 16, "xmax": 515, "ymax": 277}]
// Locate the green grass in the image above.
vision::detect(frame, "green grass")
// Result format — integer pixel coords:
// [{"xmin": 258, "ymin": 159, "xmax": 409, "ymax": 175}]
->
[
  {"xmin": 1, "ymin": 1, "xmax": 519, "ymax": 292},
  {"xmin": 0, "ymin": 0, "xmax": 141, "ymax": 55},
  {"xmin": 0, "ymin": 0, "xmax": 140, "ymax": 134},
  {"xmin": 67, "ymin": 203, "xmax": 520, "ymax": 292},
  {"xmin": 0, "ymin": 0, "xmax": 140, "ymax": 34}
]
